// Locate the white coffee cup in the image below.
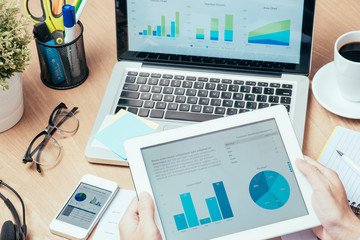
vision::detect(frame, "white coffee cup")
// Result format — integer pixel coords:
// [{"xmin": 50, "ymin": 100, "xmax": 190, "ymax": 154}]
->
[{"xmin": 334, "ymin": 31, "xmax": 360, "ymax": 102}]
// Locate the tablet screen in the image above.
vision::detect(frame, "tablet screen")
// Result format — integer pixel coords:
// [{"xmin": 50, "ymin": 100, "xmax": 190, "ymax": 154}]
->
[{"xmin": 141, "ymin": 119, "xmax": 308, "ymax": 240}]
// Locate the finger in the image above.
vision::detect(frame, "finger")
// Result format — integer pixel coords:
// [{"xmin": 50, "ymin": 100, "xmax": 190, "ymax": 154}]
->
[
  {"xmin": 125, "ymin": 196, "xmax": 140, "ymax": 216},
  {"xmin": 312, "ymin": 225, "xmax": 325, "ymax": 239},
  {"xmin": 303, "ymin": 156, "xmax": 326, "ymax": 170},
  {"xmin": 296, "ymin": 158, "xmax": 321, "ymax": 178},
  {"xmin": 303, "ymin": 156, "xmax": 343, "ymax": 187},
  {"xmin": 119, "ymin": 196, "xmax": 139, "ymax": 228},
  {"xmin": 301, "ymin": 156, "xmax": 335, "ymax": 178},
  {"xmin": 137, "ymin": 192, "xmax": 158, "ymax": 230},
  {"xmin": 296, "ymin": 158, "xmax": 330, "ymax": 191}
]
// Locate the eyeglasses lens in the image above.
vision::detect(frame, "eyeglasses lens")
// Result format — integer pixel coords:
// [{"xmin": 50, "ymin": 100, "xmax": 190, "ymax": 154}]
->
[
  {"xmin": 52, "ymin": 109, "xmax": 79, "ymax": 135},
  {"xmin": 31, "ymin": 136, "xmax": 61, "ymax": 166}
]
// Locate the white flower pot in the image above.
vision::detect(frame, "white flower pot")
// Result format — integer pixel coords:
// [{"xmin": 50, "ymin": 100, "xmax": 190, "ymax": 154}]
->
[{"xmin": 0, "ymin": 72, "xmax": 24, "ymax": 133}]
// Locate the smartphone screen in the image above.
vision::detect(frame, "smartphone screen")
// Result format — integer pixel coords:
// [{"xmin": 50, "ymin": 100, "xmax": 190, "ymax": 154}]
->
[{"xmin": 56, "ymin": 183, "xmax": 113, "ymax": 229}]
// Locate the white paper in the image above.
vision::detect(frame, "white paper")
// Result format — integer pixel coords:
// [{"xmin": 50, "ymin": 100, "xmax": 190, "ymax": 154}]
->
[
  {"xmin": 93, "ymin": 189, "xmax": 136, "ymax": 240},
  {"xmin": 318, "ymin": 126, "xmax": 360, "ymax": 203}
]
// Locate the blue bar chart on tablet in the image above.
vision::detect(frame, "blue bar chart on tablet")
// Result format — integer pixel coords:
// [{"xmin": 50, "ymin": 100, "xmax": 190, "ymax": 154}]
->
[{"xmin": 173, "ymin": 181, "xmax": 234, "ymax": 231}]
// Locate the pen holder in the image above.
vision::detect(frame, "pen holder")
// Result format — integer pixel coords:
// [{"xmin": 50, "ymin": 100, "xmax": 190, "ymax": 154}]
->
[{"xmin": 34, "ymin": 21, "xmax": 89, "ymax": 90}]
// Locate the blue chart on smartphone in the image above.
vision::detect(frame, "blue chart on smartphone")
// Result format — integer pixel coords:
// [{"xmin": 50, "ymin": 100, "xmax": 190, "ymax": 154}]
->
[{"xmin": 56, "ymin": 183, "xmax": 112, "ymax": 229}]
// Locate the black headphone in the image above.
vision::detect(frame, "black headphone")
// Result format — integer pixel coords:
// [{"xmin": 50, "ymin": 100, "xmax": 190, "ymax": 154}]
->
[{"xmin": 0, "ymin": 180, "xmax": 27, "ymax": 240}]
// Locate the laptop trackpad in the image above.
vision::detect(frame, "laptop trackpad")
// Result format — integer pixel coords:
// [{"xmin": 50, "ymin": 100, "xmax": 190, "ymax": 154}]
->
[{"xmin": 162, "ymin": 125, "xmax": 183, "ymax": 131}]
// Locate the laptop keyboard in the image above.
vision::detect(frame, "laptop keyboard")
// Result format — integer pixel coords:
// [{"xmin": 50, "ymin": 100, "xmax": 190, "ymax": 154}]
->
[{"xmin": 115, "ymin": 71, "xmax": 293, "ymax": 122}]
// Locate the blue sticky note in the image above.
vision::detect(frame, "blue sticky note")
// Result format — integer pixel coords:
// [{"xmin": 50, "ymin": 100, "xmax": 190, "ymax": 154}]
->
[{"xmin": 95, "ymin": 112, "xmax": 156, "ymax": 160}]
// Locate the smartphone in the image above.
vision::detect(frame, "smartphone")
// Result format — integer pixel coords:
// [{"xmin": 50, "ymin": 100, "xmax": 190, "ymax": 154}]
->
[{"xmin": 49, "ymin": 174, "xmax": 118, "ymax": 239}]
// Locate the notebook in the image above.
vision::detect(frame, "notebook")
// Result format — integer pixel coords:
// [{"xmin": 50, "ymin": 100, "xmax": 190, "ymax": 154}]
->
[
  {"xmin": 85, "ymin": 0, "xmax": 316, "ymax": 165},
  {"xmin": 318, "ymin": 126, "xmax": 360, "ymax": 215}
]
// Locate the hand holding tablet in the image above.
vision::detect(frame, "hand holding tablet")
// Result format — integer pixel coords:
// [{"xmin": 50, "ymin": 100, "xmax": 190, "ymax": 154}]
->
[
  {"xmin": 295, "ymin": 157, "xmax": 360, "ymax": 240},
  {"xmin": 124, "ymin": 106, "xmax": 321, "ymax": 240}
]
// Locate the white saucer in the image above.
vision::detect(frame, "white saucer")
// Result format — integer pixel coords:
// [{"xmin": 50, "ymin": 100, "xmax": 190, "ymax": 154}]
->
[{"xmin": 312, "ymin": 62, "xmax": 360, "ymax": 119}]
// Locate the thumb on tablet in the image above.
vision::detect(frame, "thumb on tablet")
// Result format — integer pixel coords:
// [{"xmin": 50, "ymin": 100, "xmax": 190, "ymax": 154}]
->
[{"xmin": 137, "ymin": 192, "xmax": 159, "ymax": 232}]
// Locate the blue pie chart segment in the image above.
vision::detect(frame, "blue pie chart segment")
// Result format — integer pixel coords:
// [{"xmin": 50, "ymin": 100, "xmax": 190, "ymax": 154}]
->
[
  {"xmin": 249, "ymin": 171, "xmax": 290, "ymax": 210},
  {"xmin": 75, "ymin": 193, "xmax": 87, "ymax": 202}
]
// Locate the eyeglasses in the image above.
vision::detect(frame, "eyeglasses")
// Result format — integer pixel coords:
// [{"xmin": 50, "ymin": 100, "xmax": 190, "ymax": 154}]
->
[{"xmin": 23, "ymin": 102, "xmax": 79, "ymax": 173}]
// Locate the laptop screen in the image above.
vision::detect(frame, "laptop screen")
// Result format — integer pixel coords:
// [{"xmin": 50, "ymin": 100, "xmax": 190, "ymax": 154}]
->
[{"xmin": 116, "ymin": 0, "xmax": 315, "ymax": 75}]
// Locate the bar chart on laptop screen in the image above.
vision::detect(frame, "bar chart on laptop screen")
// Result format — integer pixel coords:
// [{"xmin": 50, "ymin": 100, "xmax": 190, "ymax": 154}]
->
[
  {"xmin": 195, "ymin": 14, "xmax": 234, "ymax": 42},
  {"xmin": 127, "ymin": 0, "xmax": 304, "ymax": 63},
  {"xmin": 138, "ymin": 11, "xmax": 180, "ymax": 38}
]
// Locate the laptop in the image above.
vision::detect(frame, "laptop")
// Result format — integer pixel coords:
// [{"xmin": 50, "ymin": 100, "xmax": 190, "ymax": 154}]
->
[{"xmin": 85, "ymin": 0, "xmax": 316, "ymax": 166}]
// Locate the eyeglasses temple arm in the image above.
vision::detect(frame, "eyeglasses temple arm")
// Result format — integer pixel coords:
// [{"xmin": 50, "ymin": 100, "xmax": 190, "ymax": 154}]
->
[
  {"xmin": 48, "ymin": 102, "xmax": 67, "ymax": 125},
  {"xmin": 23, "ymin": 131, "xmax": 47, "ymax": 163},
  {"xmin": 35, "ymin": 133, "xmax": 54, "ymax": 173},
  {"xmin": 49, "ymin": 107, "xmax": 78, "ymax": 136},
  {"xmin": 36, "ymin": 163, "xmax": 41, "ymax": 173}
]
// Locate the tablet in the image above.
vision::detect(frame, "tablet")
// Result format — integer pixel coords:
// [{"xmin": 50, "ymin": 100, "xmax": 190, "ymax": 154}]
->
[{"xmin": 124, "ymin": 105, "xmax": 320, "ymax": 240}]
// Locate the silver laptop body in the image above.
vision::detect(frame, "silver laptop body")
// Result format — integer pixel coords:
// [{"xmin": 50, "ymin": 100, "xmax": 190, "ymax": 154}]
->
[{"xmin": 85, "ymin": 0, "xmax": 316, "ymax": 165}]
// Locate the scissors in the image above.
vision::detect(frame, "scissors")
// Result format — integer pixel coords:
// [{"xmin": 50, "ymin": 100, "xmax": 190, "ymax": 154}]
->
[{"xmin": 24, "ymin": 0, "xmax": 69, "ymax": 45}]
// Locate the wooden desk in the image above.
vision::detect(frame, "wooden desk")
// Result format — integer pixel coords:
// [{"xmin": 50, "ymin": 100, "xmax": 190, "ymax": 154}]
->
[{"xmin": 1, "ymin": 0, "xmax": 359, "ymax": 239}]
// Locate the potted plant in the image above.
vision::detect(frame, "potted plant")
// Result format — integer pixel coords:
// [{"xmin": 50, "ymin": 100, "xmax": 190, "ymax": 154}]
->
[{"xmin": 0, "ymin": 0, "xmax": 31, "ymax": 132}]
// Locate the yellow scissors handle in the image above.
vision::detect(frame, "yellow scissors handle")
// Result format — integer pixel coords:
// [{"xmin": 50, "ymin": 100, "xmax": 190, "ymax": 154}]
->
[{"xmin": 24, "ymin": 0, "xmax": 67, "ymax": 33}]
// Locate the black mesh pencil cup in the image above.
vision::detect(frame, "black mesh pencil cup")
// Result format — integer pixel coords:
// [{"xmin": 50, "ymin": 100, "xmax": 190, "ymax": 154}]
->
[{"xmin": 34, "ymin": 21, "xmax": 89, "ymax": 90}]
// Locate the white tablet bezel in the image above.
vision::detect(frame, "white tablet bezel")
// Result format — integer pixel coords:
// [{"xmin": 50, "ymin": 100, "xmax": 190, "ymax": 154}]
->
[{"xmin": 124, "ymin": 105, "xmax": 320, "ymax": 240}]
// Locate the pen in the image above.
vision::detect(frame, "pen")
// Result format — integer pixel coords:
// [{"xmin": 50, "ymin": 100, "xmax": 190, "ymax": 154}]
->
[
  {"xmin": 73, "ymin": 0, "xmax": 80, "ymax": 7},
  {"xmin": 53, "ymin": 0, "xmax": 64, "ymax": 15},
  {"xmin": 336, "ymin": 150, "xmax": 360, "ymax": 176},
  {"xmin": 74, "ymin": 0, "xmax": 88, "ymax": 22},
  {"xmin": 63, "ymin": 4, "xmax": 81, "ymax": 77},
  {"xmin": 63, "ymin": 4, "xmax": 76, "ymax": 43}
]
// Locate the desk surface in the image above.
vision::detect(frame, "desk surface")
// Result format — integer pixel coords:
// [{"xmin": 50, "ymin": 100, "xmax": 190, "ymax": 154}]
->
[{"xmin": 1, "ymin": 0, "xmax": 360, "ymax": 239}]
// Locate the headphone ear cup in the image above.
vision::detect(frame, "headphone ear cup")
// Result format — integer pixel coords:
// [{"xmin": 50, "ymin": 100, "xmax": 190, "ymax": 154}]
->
[{"xmin": 1, "ymin": 220, "xmax": 16, "ymax": 240}]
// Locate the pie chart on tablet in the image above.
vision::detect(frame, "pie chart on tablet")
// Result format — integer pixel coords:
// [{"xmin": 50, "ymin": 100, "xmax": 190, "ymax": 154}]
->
[{"xmin": 249, "ymin": 170, "xmax": 290, "ymax": 210}]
